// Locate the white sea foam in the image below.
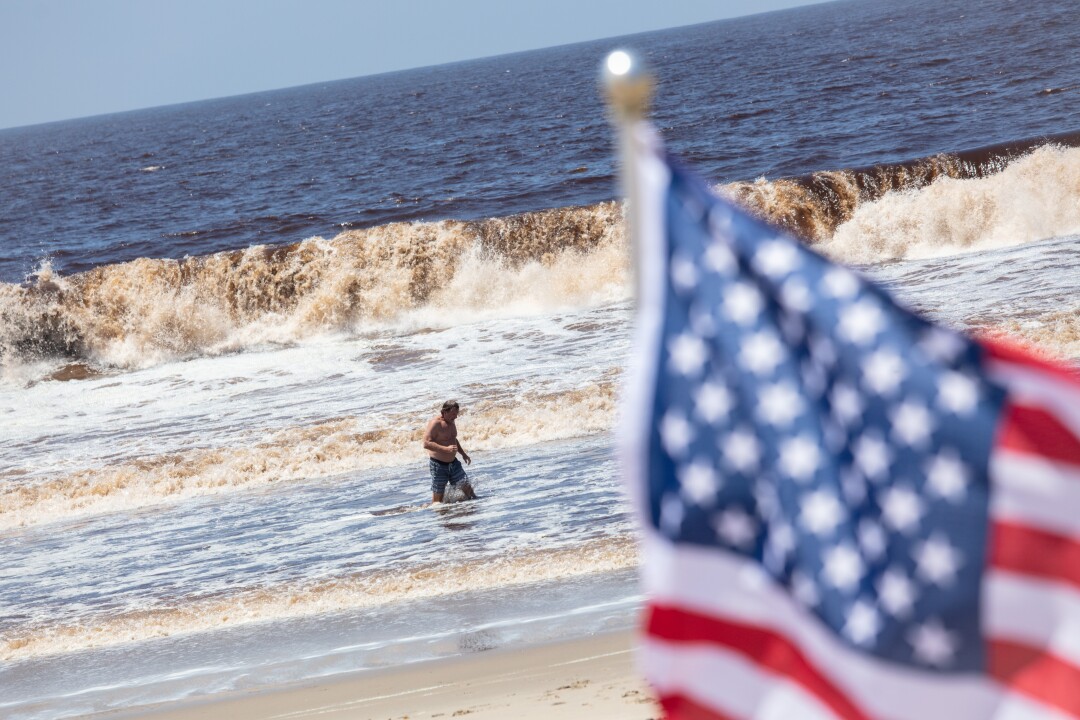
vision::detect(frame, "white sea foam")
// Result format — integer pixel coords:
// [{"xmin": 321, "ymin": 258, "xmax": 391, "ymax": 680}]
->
[
  {"xmin": 0, "ymin": 378, "xmax": 620, "ymax": 530},
  {"xmin": 818, "ymin": 145, "xmax": 1080, "ymax": 262},
  {"xmin": 1, "ymin": 536, "xmax": 638, "ymax": 663}
]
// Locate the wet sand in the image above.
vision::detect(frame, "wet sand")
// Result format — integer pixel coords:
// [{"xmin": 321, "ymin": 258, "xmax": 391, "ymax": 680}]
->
[{"xmin": 104, "ymin": 631, "xmax": 660, "ymax": 720}]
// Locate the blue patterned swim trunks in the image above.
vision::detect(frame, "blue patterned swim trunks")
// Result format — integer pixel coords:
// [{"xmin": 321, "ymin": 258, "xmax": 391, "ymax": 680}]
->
[{"xmin": 429, "ymin": 458, "xmax": 468, "ymax": 494}]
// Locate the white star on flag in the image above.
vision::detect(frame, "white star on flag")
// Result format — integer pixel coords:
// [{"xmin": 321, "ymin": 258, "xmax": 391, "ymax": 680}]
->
[
  {"xmin": 703, "ymin": 239, "xmax": 735, "ymax": 274},
  {"xmin": 938, "ymin": 371, "xmax": 980, "ymax": 415},
  {"xmin": 758, "ymin": 382, "xmax": 803, "ymax": 427},
  {"xmin": 670, "ymin": 254, "xmax": 699, "ymax": 291},
  {"xmin": 830, "ymin": 383, "xmax": 864, "ymax": 426},
  {"xmin": 753, "ymin": 240, "xmax": 800, "ymax": 277},
  {"xmin": 669, "ymin": 332, "xmax": 708, "ymax": 376},
  {"xmin": 926, "ymin": 451, "xmax": 970, "ymax": 501},
  {"xmin": 880, "ymin": 485, "xmax": 925, "ymax": 535},
  {"xmin": 659, "ymin": 411, "xmax": 694, "ymax": 457},
  {"xmin": 740, "ymin": 330, "xmax": 785, "ymax": 375},
  {"xmin": 853, "ymin": 432, "xmax": 892, "ymax": 480},
  {"xmin": 724, "ymin": 282, "xmax": 764, "ymax": 325},
  {"xmin": 678, "ymin": 460, "xmax": 719, "ymax": 504},
  {"xmin": 714, "ymin": 508, "xmax": 757, "ymax": 548},
  {"xmin": 878, "ymin": 567, "xmax": 918, "ymax": 618},
  {"xmin": 694, "ymin": 381, "xmax": 733, "ymax": 424},
  {"xmin": 858, "ymin": 518, "xmax": 887, "ymax": 560},
  {"xmin": 844, "ymin": 599, "xmax": 883, "ymax": 646},
  {"xmin": 863, "ymin": 348, "xmax": 908, "ymax": 395},
  {"xmin": 914, "ymin": 534, "xmax": 963, "ymax": 587},
  {"xmin": 800, "ymin": 489, "xmax": 845, "ymax": 536},
  {"xmin": 909, "ymin": 619, "xmax": 959, "ymax": 667},
  {"xmin": 822, "ymin": 267, "xmax": 859, "ymax": 299},
  {"xmin": 721, "ymin": 429, "xmax": 761, "ymax": 472},
  {"xmin": 780, "ymin": 278, "xmax": 813, "ymax": 313},
  {"xmin": 890, "ymin": 400, "xmax": 934, "ymax": 447},
  {"xmin": 822, "ymin": 543, "xmax": 865, "ymax": 592},
  {"xmin": 918, "ymin": 326, "xmax": 967, "ymax": 363},
  {"xmin": 838, "ymin": 299, "xmax": 885, "ymax": 345},
  {"xmin": 778, "ymin": 435, "xmax": 822, "ymax": 481}
]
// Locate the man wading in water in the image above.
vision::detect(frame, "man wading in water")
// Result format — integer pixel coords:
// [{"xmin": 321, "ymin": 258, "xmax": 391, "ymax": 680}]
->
[{"xmin": 423, "ymin": 400, "xmax": 478, "ymax": 503}]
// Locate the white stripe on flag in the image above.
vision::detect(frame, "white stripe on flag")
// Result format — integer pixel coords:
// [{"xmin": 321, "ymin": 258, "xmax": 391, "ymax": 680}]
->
[
  {"xmin": 642, "ymin": 636, "xmax": 838, "ymax": 719},
  {"xmin": 991, "ymin": 451, "xmax": 1080, "ymax": 537},
  {"xmin": 987, "ymin": 358, "xmax": 1080, "ymax": 437},
  {"xmin": 989, "ymin": 700, "xmax": 1080, "ymax": 720},
  {"xmin": 985, "ymin": 570, "xmax": 1080, "ymax": 668}
]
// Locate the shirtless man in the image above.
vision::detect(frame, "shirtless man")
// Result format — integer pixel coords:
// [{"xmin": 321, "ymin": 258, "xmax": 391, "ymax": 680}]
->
[{"xmin": 423, "ymin": 399, "xmax": 478, "ymax": 503}]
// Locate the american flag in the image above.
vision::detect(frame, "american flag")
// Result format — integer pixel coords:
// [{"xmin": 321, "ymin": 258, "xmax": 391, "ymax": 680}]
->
[{"xmin": 619, "ymin": 123, "xmax": 1080, "ymax": 719}]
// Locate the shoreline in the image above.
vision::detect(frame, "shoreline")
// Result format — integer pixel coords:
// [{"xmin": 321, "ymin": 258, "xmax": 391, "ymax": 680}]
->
[{"xmin": 98, "ymin": 630, "xmax": 660, "ymax": 720}]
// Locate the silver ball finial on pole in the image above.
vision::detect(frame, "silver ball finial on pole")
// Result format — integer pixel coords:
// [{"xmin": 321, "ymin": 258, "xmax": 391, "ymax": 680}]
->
[{"xmin": 602, "ymin": 50, "xmax": 653, "ymax": 122}]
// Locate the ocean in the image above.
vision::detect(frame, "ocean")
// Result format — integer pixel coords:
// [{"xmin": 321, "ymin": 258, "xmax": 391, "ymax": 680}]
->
[{"xmin": 2, "ymin": 0, "xmax": 1079, "ymax": 716}]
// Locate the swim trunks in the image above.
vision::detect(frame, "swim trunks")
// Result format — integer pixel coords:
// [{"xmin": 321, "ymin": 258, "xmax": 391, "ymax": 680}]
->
[{"xmin": 429, "ymin": 457, "xmax": 468, "ymax": 494}]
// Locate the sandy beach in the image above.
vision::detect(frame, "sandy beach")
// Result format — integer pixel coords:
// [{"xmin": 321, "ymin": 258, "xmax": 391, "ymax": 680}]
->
[{"xmin": 100, "ymin": 631, "xmax": 660, "ymax": 720}]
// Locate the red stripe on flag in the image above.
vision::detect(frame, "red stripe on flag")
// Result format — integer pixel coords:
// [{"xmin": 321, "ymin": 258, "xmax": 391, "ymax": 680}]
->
[
  {"xmin": 983, "ymin": 339, "xmax": 1080, "ymax": 386},
  {"xmin": 660, "ymin": 693, "xmax": 737, "ymax": 720},
  {"xmin": 996, "ymin": 402, "xmax": 1080, "ymax": 468},
  {"xmin": 989, "ymin": 639, "xmax": 1080, "ymax": 718},
  {"xmin": 647, "ymin": 604, "xmax": 870, "ymax": 720},
  {"xmin": 990, "ymin": 521, "xmax": 1080, "ymax": 590}
]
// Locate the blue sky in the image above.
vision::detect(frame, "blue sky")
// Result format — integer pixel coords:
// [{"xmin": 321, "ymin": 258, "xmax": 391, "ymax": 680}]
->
[{"xmin": 0, "ymin": 0, "xmax": 826, "ymax": 130}]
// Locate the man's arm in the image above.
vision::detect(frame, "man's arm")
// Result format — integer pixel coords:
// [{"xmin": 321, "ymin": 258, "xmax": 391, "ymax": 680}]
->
[{"xmin": 456, "ymin": 439, "xmax": 471, "ymax": 465}]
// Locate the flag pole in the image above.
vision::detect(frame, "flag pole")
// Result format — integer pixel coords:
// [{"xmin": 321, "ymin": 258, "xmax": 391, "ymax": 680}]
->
[{"xmin": 602, "ymin": 50, "xmax": 654, "ymax": 306}]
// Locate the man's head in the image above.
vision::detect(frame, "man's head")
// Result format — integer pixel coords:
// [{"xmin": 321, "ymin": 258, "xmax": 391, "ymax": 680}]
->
[{"xmin": 440, "ymin": 399, "xmax": 460, "ymax": 419}]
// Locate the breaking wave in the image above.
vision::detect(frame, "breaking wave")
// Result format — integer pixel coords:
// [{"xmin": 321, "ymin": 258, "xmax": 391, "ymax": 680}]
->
[
  {"xmin": 3, "ymin": 135, "xmax": 1079, "ymax": 372},
  {"xmin": 0, "ymin": 381, "xmax": 618, "ymax": 531},
  {"xmin": 724, "ymin": 131, "xmax": 1080, "ymax": 246},
  {"xmin": 816, "ymin": 145, "xmax": 1080, "ymax": 261},
  {"xmin": 0, "ymin": 203, "xmax": 627, "ymax": 372}
]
